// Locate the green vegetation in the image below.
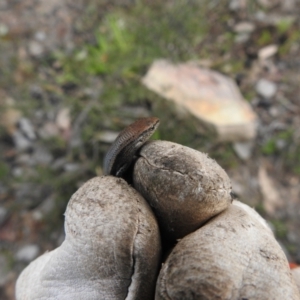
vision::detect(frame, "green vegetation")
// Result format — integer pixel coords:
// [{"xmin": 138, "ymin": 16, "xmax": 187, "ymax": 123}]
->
[
  {"xmin": 271, "ymin": 219, "xmax": 288, "ymax": 239},
  {"xmin": 261, "ymin": 129, "xmax": 300, "ymax": 174},
  {"xmin": 276, "ymin": 18, "xmax": 294, "ymax": 35},
  {"xmin": 261, "ymin": 138, "xmax": 277, "ymax": 155},
  {"xmin": 206, "ymin": 143, "xmax": 237, "ymax": 169},
  {"xmin": 257, "ymin": 29, "xmax": 273, "ymax": 46},
  {"xmin": 279, "ymin": 29, "xmax": 300, "ymax": 55},
  {"xmin": 53, "ymin": 1, "xmax": 241, "ymax": 162},
  {"xmin": 0, "ymin": 162, "xmax": 9, "ymax": 181},
  {"xmin": 1, "ymin": 1, "xmax": 300, "ymax": 241}
]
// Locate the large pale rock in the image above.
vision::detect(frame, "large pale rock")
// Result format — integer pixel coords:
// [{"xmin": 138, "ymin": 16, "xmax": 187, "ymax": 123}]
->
[{"xmin": 142, "ymin": 60, "xmax": 257, "ymax": 141}]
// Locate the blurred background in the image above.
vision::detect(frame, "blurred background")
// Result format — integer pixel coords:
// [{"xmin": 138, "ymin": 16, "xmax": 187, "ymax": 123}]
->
[{"xmin": 1, "ymin": 0, "xmax": 300, "ymax": 298}]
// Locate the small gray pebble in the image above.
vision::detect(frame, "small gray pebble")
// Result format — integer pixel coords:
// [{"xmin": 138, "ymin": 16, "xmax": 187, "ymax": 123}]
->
[{"xmin": 16, "ymin": 244, "xmax": 40, "ymax": 262}]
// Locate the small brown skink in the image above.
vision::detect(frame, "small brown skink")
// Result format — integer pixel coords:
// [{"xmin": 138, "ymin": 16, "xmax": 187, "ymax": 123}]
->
[{"xmin": 103, "ymin": 117, "xmax": 160, "ymax": 177}]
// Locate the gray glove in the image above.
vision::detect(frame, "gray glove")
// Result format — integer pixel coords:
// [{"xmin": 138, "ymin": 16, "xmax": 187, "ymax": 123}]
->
[{"xmin": 16, "ymin": 141, "xmax": 300, "ymax": 299}]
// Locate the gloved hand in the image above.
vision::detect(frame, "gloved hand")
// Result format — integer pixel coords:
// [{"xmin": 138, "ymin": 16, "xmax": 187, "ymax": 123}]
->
[{"xmin": 16, "ymin": 141, "xmax": 300, "ymax": 300}]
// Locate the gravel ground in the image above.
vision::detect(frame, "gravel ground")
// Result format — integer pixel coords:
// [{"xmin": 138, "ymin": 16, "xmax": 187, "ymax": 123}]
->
[{"xmin": 1, "ymin": 0, "xmax": 300, "ymax": 299}]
